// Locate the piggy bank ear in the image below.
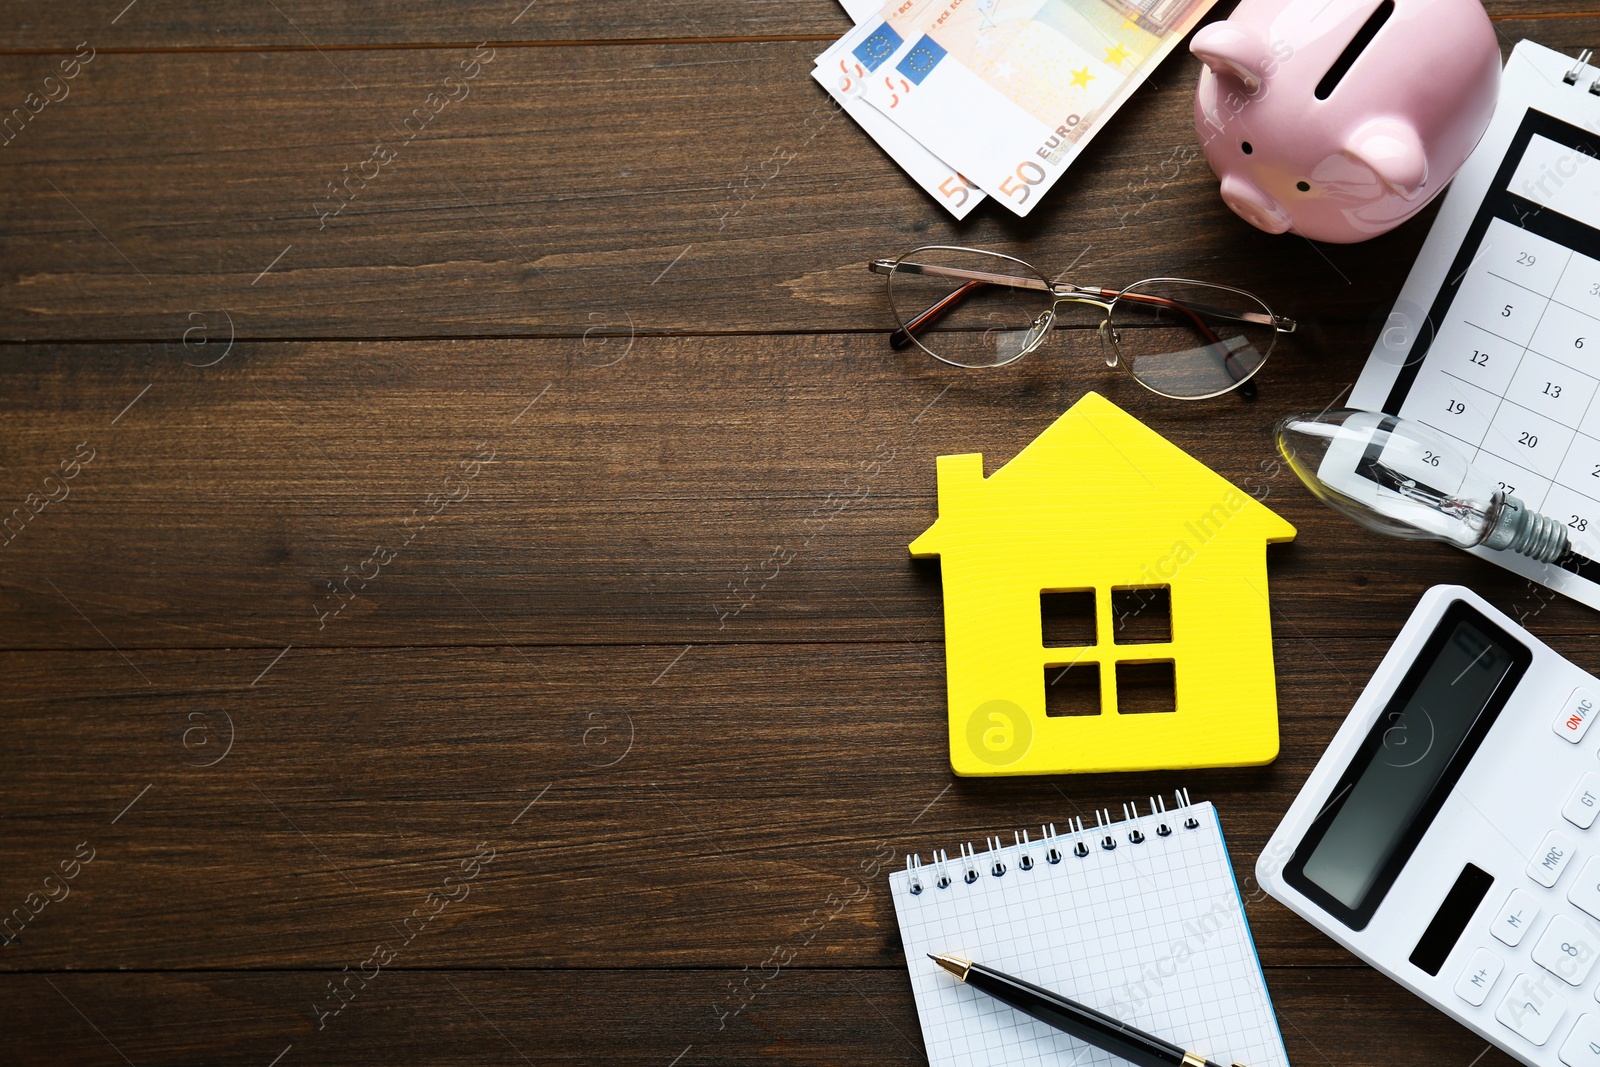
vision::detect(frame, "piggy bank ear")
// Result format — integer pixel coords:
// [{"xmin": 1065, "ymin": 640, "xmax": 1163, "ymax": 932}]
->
[
  {"xmin": 1191, "ymin": 23, "xmax": 1270, "ymax": 93},
  {"xmin": 1345, "ymin": 119, "xmax": 1428, "ymax": 200}
]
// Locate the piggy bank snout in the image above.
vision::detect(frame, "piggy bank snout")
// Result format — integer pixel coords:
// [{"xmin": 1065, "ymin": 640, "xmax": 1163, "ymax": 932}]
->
[{"xmin": 1218, "ymin": 174, "xmax": 1291, "ymax": 234}]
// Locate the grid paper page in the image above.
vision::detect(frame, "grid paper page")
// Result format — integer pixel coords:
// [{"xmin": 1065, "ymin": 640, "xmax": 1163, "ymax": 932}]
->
[{"xmin": 888, "ymin": 803, "xmax": 1289, "ymax": 1067}]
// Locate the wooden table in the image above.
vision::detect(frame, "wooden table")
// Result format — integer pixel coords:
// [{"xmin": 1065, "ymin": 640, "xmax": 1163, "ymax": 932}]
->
[{"xmin": 0, "ymin": 2, "xmax": 1590, "ymax": 1063}]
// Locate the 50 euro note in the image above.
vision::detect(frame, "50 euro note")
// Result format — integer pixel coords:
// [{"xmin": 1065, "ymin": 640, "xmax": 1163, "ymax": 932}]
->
[
  {"xmin": 814, "ymin": 15, "xmax": 986, "ymax": 219},
  {"xmin": 859, "ymin": 0, "xmax": 1218, "ymax": 216}
]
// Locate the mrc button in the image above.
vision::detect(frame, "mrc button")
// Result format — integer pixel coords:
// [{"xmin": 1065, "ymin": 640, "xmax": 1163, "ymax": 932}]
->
[{"xmin": 1555, "ymin": 687, "xmax": 1600, "ymax": 743}]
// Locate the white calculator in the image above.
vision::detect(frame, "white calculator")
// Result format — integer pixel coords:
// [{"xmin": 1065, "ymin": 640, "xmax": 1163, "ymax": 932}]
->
[{"xmin": 1259, "ymin": 585, "xmax": 1600, "ymax": 1067}]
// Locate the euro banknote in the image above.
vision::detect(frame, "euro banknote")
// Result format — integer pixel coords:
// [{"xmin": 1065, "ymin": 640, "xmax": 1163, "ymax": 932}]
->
[
  {"xmin": 855, "ymin": 0, "xmax": 1218, "ymax": 216},
  {"xmin": 814, "ymin": 15, "xmax": 986, "ymax": 218}
]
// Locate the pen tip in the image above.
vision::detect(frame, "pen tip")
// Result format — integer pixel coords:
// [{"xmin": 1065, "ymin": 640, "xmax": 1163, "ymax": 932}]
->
[{"xmin": 927, "ymin": 953, "xmax": 973, "ymax": 981}]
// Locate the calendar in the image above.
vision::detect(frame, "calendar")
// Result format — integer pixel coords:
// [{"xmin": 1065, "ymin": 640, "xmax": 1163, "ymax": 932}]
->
[{"xmin": 1353, "ymin": 41, "xmax": 1600, "ymax": 611}]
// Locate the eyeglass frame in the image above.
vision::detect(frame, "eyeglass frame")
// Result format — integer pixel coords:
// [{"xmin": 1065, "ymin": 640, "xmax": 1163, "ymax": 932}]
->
[{"xmin": 869, "ymin": 245, "xmax": 1296, "ymax": 400}]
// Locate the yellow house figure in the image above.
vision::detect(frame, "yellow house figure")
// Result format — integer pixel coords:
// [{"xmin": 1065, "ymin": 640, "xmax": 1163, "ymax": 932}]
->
[{"xmin": 910, "ymin": 392, "xmax": 1296, "ymax": 776}]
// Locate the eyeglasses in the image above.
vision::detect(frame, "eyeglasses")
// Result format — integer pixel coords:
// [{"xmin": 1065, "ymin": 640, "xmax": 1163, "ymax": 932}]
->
[{"xmin": 869, "ymin": 246, "xmax": 1296, "ymax": 400}]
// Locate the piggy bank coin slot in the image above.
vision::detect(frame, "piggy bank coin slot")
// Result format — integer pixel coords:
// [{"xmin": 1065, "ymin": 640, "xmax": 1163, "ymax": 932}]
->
[{"xmin": 1314, "ymin": 0, "xmax": 1396, "ymax": 101}]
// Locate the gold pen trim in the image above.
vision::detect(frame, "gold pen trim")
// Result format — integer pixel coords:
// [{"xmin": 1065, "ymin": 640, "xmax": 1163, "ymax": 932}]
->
[
  {"xmin": 927, "ymin": 953, "xmax": 973, "ymax": 981},
  {"xmin": 1181, "ymin": 1054, "xmax": 1207, "ymax": 1067}
]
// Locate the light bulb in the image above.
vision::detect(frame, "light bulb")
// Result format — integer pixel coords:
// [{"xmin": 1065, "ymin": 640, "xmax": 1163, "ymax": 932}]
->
[{"xmin": 1275, "ymin": 408, "xmax": 1569, "ymax": 563}]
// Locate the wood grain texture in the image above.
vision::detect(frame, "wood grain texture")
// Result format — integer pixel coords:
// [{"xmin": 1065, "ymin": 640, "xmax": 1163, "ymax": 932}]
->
[
  {"xmin": 1, "ymin": 967, "xmax": 1519, "ymax": 1066},
  {"xmin": 5, "ymin": 633, "xmax": 1600, "ymax": 973},
  {"xmin": 0, "ymin": 0, "xmax": 1575, "ymax": 49},
  {"xmin": 8, "ymin": 2, "xmax": 1600, "ymax": 1063},
  {"xmin": 0, "ymin": 22, "xmax": 1590, "ymax": 341},
  {"xmin": 0, "ymin": 335, "xmax": 1595, "ymax": 653}
]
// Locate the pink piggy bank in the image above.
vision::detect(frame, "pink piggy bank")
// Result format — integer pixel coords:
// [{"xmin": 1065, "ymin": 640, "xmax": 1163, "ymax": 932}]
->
[{"xmin": 1190, "ymin": 0, "xmax": 1501, "ymax": 243}]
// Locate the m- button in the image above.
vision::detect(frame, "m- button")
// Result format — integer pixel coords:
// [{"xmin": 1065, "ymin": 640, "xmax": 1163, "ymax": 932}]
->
[{"xmin": 1496, "ymin": 889, "xmax": 1544, "ymax": 947}]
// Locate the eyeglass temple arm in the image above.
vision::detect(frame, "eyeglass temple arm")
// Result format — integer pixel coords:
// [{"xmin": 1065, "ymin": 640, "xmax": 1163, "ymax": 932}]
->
[
  {"xmin": 871, "ymin": 259, "xmax": 1293, "ymax": 332},
  {"xmin": 888, "ymin": 280, "xmax": 984, "ymax": 350}
]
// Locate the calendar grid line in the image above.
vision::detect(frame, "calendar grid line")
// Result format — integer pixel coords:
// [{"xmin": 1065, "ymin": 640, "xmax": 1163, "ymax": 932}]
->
[{"xmin": 1488, "ymin": 267, "xmax": 1564, "ymax": 298}]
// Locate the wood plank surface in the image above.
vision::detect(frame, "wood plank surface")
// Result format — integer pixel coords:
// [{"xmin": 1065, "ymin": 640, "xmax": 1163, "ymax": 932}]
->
[
  {"xmin": 6, "ymin": 632, "xmax": 1600, "ymax": 972},
  {"xmin": 0, "ymin": 335, "xmax": 1594, "ymax": 652},
  {"xmin": 7, "ymin": 1, "xmax": 1600, "ymax": 1064},
  {"xmin": 0, "ymin": 21, "xmax": 1591, "ymax": 340},
  {"xmin": 0, "ymin": 0, "xmax": 1574, "ymax": 49},
  {"xmin": 1, "ymin": 967, "xmax": 1519, "ymax": 1066}
]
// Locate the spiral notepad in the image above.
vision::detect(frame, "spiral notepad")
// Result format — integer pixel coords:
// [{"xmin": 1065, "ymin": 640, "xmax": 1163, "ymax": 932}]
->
[{"xmin": 889, "ymin": 792, "xmax": 1289, "ymax": 1067}]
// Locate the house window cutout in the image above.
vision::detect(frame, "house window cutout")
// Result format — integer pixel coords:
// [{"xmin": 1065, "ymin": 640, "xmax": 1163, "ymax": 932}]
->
[
  {"xmin": 1041, "ymin": 590, "xmax": 1096, "ymax": 647},
  {"xmin": 1111, "ymin": 585, "xmax": 1171, "ymax": 644},
  {"xmin": 1044, "ymin": 662, "xmax": 1100, "ymax": 716},
  {"xmin": 1116, "ymin": 661, "xmax": 1176, "ymax": 715}
]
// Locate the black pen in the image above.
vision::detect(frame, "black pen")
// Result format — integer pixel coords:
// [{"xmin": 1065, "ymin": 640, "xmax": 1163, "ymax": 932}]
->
[{"xmin": 928, "ymin": 953, "xmax": 1248, "ymax": 1067}]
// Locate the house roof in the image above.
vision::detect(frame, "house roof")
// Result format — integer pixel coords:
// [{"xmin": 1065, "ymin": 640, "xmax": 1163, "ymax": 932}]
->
[{"xmin": 909, "ymin": 391, "xmax": 1295, "ymax": 556}]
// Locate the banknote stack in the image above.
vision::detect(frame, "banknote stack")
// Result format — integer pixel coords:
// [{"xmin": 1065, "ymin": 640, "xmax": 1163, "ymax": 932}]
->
[{"xmin": 813, "ymin": 0, "xmax": 1218, "ymax": 218}]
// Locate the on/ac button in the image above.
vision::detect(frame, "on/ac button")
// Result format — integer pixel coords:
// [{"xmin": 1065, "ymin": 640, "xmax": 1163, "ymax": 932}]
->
[{"xmin": 1555, "ymin": 688, "xmax": 1600, "ymax": 743}]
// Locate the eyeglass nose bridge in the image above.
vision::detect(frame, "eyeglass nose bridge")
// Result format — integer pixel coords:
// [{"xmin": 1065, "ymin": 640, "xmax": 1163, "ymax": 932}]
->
[{"xmin": 1047, "ymin": 292, "xmax": 1118, "ymax": 368}]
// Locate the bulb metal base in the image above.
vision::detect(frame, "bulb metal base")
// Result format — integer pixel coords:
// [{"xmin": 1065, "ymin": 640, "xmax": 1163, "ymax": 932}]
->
[{"xmin": 1484, "ymin": 496, "xmax": 1569, "ymax": 563}]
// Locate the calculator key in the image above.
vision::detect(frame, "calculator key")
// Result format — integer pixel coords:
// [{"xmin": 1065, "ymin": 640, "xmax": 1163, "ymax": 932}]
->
[
  {"xmin": 1534, "ymin": 915, "xmax": 1600, "ymax": 986},
  {"xmin": 1456, "ymin": 947, "xmax": 1505, "ymax": 1006},
  {"xmin": 1567, "ymin": 774, "xmax": 1600, "ymax": 829},
  {"xmin": 1559, "ymin": 1013, "xmax": 1600, "ymax": 1066},
  {"xmin": 1571, "ymin": 858, "xmax": 1600, "ymax": 922},
  {"xmin": 1532, "ymin": 830, "xmax": 1580, "ymax": 887},
  {"xmin": 1498, "ymin": 972, "xmax": 1571, "ymax": 1045},
  {"xmin": 1496, "ymin": 889, "xmax": 1544, "ymax": 945},
  {"xmin": 1558, "ymin": 689, "xmax": 1600, "ymax": 743}
]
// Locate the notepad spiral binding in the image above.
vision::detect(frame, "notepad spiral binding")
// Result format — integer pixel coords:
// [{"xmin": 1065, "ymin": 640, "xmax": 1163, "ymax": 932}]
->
[
  {"xmin": 1564, "ymin": 49, "xmax": 1600, "ymax": 94},
  {"xmin": 900, "ymin": 789, "xmax": 1198, "ymax": 896}
]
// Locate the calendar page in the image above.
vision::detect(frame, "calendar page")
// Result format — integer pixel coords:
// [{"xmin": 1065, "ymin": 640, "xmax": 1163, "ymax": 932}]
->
[{"xmin": 1352, "ymin": 41, "xmax": 1600, "ymax": 611}]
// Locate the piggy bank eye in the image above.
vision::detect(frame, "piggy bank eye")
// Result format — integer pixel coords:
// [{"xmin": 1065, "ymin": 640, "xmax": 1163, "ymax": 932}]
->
[
  {"xmin": 1241, "ymin": 141, "xmax": 1253, "ymax": 155},
  {"xmin": 1296, "ymin": 181, "xmax": 1310, "ymax": 192}
]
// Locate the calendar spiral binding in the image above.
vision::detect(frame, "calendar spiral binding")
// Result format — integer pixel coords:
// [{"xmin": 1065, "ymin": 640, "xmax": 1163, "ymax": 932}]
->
[
  {"xmin": 901, "ymin": 789, "xmax": 1201, "ymax": 896},
  {"xmin": 1563, "ymin": 49, "xmax": 1600, "ymax": 95}
]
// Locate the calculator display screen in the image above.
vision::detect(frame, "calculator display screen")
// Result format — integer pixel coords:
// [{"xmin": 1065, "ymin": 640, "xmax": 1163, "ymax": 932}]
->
[{"xmin": 1287, "ymin": 602, "xmax": 1530, "ymax": 928}]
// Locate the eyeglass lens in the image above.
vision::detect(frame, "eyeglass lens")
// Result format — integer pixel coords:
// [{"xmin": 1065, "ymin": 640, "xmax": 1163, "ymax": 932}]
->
[
  {"xmin": 1108, "ymin": 279, "xmax": 1275, "ymax": 400},
  {"xmin": 886, "ymin": 248, "xmax": 1054, "ymax": 369}
]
